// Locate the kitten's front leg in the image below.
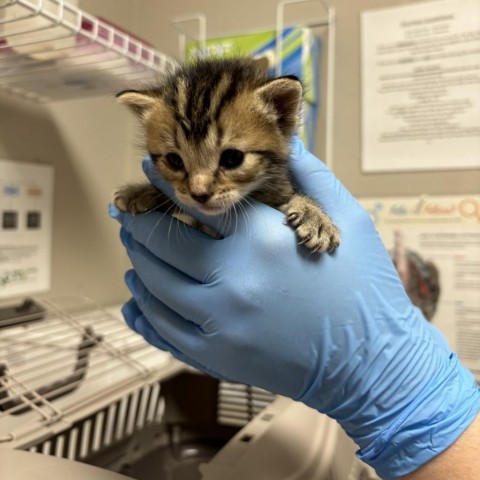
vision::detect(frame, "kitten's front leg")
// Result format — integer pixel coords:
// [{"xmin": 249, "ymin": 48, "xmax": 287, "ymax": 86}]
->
[
  {"xmin": 280, "ymin": 194, "xmax": 341, "ymax": 253},
  {"xmin": 113, "ymin": 183, "xmax": 173, "ymax": 214}
]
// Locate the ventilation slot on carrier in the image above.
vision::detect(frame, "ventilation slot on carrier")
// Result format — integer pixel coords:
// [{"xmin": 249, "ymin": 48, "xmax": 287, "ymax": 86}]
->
[
  {"xmin": 26, "ymin": 382, "xmax": 164, "ymax": 461},
  {"xmin": 217, "ymin": 381, "xmax": 276, "ymax": 427}
]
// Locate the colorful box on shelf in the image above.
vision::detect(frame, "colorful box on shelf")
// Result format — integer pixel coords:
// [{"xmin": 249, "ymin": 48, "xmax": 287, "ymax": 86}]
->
[{"xmin": 187, "ymin": 28, "xmax": 321, "ymax": 151}]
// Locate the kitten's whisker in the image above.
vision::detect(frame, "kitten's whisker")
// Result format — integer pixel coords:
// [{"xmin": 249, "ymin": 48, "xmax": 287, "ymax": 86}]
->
[
  {"xmin": 142, "ymin": 197, "xmax": 174, "ymax": 215},
  {"xmin": 176, "ymin": 219, "xmax": 184, "ymax": 242},
  {"xmin": 232, "ymin": 203, "xmax": 239, "ymax": 237},
  {"xmin": 174, "ymin": 210, "xmax": 182, "ymax": 244},
  {"xmin": 147, "ymin": 202, "xmax": 176, "ymax": 247},
  {"xmin": 239, "ymin": 197, "xmax": 251, "ymax": 221},
  {"xmin": 223, "ymin": 209, "xmax": 231, "ymax": 237},
  {"xmin": 237, "ymin": 197, "xmax": 252, "ymax": 240},
  {"xmin": 242, "ymin": 196, "xmax": 260, "ymax": 216},
  {"xmin": 167, "ymin": 214, "xmax": 175, "ymax": 247},
  {"xmin": 146, "ymin": 203, "xmax": 176, "ymax": 247},
  {"xmin": 183, "ymin": 218, "xmax": 194, "ymax": 243},
  {"xmin": 179, "ymin": 216, "xmax": 191, "ymax": 243},
  {"xmin": 172, "ymin": 205, "xmax": 184, "ymax": 243},
  {"xmin": 175, "ymin": 210, "xmax": 184, "ymax": 243},
  {"xmin": 242, "ymin": 204, "xmax": 251, "ymax": 239},
  {"xmin": 177, "ymin": 205, "xmax": 198, "ymax": 243},
  {"xmin": 174, "ymin": 205, "xmax": 190, "ymax": 243},
  {"xmin": 228, "ymin": 204, "xmax": 235, "ymax": 235},
  {"xmin": 146, "ymin": 217, "xmax": 162, "ymax": 248},
  {"xmin": 242, "ymin": 196, "xmax": 268, "ymax": 235}
]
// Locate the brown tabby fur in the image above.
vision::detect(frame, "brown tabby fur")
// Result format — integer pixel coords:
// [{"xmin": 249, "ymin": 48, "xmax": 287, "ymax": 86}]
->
[{"xmin": 114, "ymin": 57, "xmax": 340, "ymax": 253}]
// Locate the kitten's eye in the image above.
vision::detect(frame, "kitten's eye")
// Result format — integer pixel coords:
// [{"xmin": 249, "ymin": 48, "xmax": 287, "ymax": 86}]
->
[
  {"xmin": 219, "ymin": 149, "xmax": 244, "ymax": 169},
  {"xmin": 149, "ymin": 153, "xmax": 161, "ymax": 163},
  {"xmin": 165, "ymin": 153, "xmax": 184, "ymax": 171}
]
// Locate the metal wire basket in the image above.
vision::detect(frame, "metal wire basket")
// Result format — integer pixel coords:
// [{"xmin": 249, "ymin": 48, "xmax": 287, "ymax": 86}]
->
[{"xmin": 0, "ymin": 0, "xmax": 176, "ymax": 102}]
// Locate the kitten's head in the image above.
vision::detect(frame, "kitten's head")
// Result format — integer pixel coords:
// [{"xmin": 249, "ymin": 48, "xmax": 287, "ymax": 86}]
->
[{"xmin": 117, "ymin": 57, "xmax": 302, "ymax": 215}]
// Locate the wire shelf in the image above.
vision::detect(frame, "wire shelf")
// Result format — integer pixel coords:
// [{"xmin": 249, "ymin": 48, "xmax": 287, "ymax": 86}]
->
[
  {"xmin": 0, "ymin": 0, "xmax": 177, "ymax": 102},
  {"xmin": 0, "ymin": 296, "xmax": 186, "ymax": 449}
]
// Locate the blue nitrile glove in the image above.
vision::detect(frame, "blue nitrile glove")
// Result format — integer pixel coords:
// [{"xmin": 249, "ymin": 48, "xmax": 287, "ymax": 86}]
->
[{"xmin": 110, "ymin": 138, "xmax": 480, "ymax": 479}]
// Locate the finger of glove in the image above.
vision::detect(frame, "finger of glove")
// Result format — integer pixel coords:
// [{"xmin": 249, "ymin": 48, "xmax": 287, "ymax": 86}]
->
[
  {"xmin": 289, "ymin": 137, "xmax": 364, "ymax": 219},
  {"xmin": 132, "ymin": 311, "xmax": 230, "ymax": 380},
  {"xmin": 118, "ymin": 209, "xmax": 223, "ymax": 283},
  {"xmin": 124, "ymin": 269, "xmax": 207, "ymax": 356},
  {"xmin": 121, "ymin": 296, "xmax": 145, "ymax": 334},
  {"xmin": 122, "ymin": 297, "xmax": 210, "ymax": 368},
  {"xmin": 122, "ymin": 234, "xmax": 214, "ymax": 324},
  {"xmin": 122, "ymin": 297, "xmax": 175, "ymax": 354},
  {"xmin": 142, "ymin": 156, "xmax": 282, "ymax": 238}
]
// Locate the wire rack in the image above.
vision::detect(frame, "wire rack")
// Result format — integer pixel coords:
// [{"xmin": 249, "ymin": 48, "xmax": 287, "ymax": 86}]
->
[
  {"xmin": 0, "ymin": 296, "xmax": 186, "ymax": 450},
  {"xmin": 0, "ymin": 0, "xmax": 177, "ymax": 102}
]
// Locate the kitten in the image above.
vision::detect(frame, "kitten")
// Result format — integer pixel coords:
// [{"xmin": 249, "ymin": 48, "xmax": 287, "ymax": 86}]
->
[{"xmin": 114, "ymin": 57, "xmax": 340, "ymax": 253}]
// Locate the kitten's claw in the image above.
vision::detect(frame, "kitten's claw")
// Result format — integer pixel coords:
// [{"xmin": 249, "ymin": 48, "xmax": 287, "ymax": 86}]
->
[
  {"xmin": 282, "ymin": 195, "xmax": 341, "ymax": 253},
  {"xmin": 113, "ymin": 184, "xmax": 165, "ymax": 215},
  {"xmin": 113, "ymin": 189, "xmax": 146, "ymax": 214},
  {"xmin": 287, "ymin": 212, "xmax": 301, "ymax": 225},
  {"xmin": 298, "ymin": 233, "xmax": 313, "ymax": 245},
  {"xmin": 112, "ymin": 190, "xmax": 129, "ymax": 213}
]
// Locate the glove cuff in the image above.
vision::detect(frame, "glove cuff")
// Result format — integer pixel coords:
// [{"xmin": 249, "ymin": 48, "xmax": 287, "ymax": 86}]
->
[{"xmin": 356, "ymin": 353, "xmax": 480, "ymax": 479}]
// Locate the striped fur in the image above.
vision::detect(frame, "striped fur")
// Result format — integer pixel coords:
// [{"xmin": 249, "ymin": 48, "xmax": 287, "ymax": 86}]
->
[{"xmin": 115, "ymin": 57, "xmax": 340, "ymax": 253}]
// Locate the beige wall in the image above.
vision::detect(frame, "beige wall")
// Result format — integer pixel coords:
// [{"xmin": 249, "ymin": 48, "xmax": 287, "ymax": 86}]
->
[{"xmin": 1, "ymin": 0, "xmax": 478, "ymax": 306}]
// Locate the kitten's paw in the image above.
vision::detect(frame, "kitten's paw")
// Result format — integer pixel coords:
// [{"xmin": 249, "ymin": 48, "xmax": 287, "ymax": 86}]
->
[
  {"xmin": 284, "ymin": 196, "xmax": 340, "ymax": 253},
  {"xmin": 113, "ymin": 184, "xmax": 164, "ymax": 214}
]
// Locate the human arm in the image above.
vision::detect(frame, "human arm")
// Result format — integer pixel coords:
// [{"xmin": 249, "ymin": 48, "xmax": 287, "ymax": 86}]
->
[
  {"xmin": 111, "ymin": 138, "xmax": 480, "ymax": 479},
  {"xmin": 402, "ymin": 413, "xmax": 480, "ymax": 479}
]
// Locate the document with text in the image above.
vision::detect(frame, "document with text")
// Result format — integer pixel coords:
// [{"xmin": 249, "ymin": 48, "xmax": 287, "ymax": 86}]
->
[{"xmin": 361, "ymin": 0, "xmax": 480, "ymax": 172}]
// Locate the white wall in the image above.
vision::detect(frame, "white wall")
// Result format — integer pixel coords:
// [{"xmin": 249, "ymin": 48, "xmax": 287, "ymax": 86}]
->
[{"xmin": 0, "ymin": 1, "xmax": 138, "ymax": 306}]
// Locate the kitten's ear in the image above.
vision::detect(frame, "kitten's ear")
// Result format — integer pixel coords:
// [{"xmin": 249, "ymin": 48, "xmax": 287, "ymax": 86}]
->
[
  {"xmin": 116, "ymin": 90, "xmax": 157, "ymax": 118},
  {"xmin": 253, "ymin": 56, "xmax": 270, "ymax": 73},
  {"xmin": 255, "ymin": 76, "xmax": 302, "ymax": 136}
]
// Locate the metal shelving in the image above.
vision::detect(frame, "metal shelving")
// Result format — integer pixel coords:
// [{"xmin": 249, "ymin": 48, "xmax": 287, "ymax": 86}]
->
[
  {"xmin": 0, "ymin": 296, "xmax": 186, "ymax": 450},
  {"xmin": 0, "ymin": 0, "xmax": 176, "ymax": 102}
]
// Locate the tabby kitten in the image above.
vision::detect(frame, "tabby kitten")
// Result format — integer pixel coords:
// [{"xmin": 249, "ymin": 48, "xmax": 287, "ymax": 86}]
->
[{"xmin": 114, "ymin": 57, "xmax": 340, "ymax": 253}]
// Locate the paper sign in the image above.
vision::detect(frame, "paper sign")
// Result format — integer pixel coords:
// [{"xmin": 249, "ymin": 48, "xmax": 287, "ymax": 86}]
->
[
  {"xmin": 361, "ymin": 0, "xmax": 480, "ymax": 172},
  {"xmin": 360, "ymin": 195, "xmax": 480, "ymax": 379},
  {"xmin": 0, "ymin": 159, "xmax": 54, "ymax": 298}
]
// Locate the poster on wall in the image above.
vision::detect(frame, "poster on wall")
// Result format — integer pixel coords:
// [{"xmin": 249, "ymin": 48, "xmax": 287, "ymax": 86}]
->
[
  {"xmin": 0, "ymin": 159, "xmax": 54, "ymax": 299},
  {"xmin": 359, "ymin": 195, "xmax": 480, "ymax": 379},
  {"xmin": 361, "ymin": 0, "xmax": 480, "ymax": 172}
]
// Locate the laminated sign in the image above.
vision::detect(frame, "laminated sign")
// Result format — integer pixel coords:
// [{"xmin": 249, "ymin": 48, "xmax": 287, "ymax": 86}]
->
[
  {"xmin": 0, "ymin": 160, "xmax": 54, "ymax": 299},
  {"xmin": 360, "ymin": 195, "xmax": 480, "ymax": 379}
]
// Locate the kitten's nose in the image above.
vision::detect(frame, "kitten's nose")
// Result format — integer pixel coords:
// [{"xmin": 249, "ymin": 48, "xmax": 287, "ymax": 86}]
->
[{"xmin": 191, "ymin": 193, "xmax": 212, "ymax": 204}]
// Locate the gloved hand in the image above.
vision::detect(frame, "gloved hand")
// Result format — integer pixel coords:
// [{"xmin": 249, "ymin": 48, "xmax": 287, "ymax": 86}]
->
[{"xmin": 110, "ymin": 138, "xmax": 480, "ymax": 479}]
